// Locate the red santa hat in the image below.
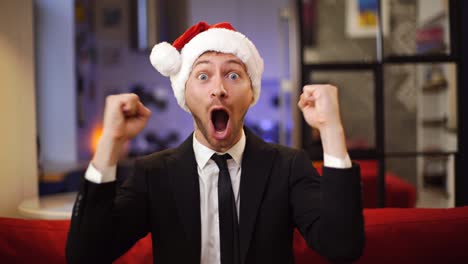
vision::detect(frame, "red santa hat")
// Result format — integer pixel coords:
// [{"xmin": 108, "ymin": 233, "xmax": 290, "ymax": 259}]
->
[{"xmin": 150, "ymin": 21, "xmax": 264, "ymax": 111}]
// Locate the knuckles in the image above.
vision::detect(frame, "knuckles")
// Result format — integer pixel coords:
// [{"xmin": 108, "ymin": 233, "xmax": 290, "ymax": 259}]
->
[
  {"xmin": 301, "ymin": 84, "xmax": 339, "ymax": 101},
  {"xmin": 302, "ymin": 84, "xmax": 338, "ymax": 93},
  {"xmin": 105, "ymin": 93, "xmax": 140, "ymax": 106}
]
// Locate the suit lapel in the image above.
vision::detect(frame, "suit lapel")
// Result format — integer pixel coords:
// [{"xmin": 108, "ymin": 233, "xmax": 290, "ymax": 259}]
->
[
  {"xmin": 167, "ymin": 134, "xmax": 201, "ymax": 263},
  {"xmin": 239, "ymin": 128, "xmax": 277, "ymax": 264}
]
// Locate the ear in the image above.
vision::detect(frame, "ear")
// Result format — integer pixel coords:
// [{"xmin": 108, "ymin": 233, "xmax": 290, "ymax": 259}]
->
[{"xmin": 250, "ymin": 86, "xmax": 255, "ymax": 104}]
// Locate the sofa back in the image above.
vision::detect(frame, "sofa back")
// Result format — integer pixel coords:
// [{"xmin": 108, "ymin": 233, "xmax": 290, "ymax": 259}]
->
[
  {"xmin": 294, "ymin": 207, "xmax": 468, "ymax": 263},
  {"xmin": 359, "ymin": 207, "xmax": 468, "ymax": 263},
  {"xmin": 1, "ymin": 207, "xmax": 468, "ymax": 263}
]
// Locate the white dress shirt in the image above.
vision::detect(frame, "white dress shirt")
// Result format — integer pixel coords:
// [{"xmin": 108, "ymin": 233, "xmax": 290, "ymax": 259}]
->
[
  {"xmin": 193, "ymin": 130, "xmax": 245, "ymax": 263},
  {"xmin": 84, "ymin": 129, "xmax": 351, "ymax": 264}
]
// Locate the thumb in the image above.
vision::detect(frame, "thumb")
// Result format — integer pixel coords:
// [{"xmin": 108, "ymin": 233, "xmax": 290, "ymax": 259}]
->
[{"xmin": 137, "ymin": 102, "xmax": 151, "ymax": 118}]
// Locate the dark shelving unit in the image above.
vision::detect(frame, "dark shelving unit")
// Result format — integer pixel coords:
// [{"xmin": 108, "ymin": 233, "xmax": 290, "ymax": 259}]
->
[{"xmin": 297, "ymin": 0, "xmax": 464, "ymax": 207}]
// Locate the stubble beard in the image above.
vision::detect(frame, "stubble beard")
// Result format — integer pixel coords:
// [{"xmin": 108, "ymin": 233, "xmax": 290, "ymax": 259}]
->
[{"xmin": 192, "ymin": 109, "xmax": 248, "ymax": 152}]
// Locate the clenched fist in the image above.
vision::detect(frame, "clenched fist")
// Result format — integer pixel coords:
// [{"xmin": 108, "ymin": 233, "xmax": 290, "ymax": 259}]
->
[
  {"xmin": 93, "ymin": 93, "xmax": 151, "ymax": 170},
  {"xmin": 102, "ymin": 93, "xmax": 152, "ymax": 142},
  {"xmin": 298, "ymin": 84, "xmax": 348, "ymax": 158},
  {"xmin": 298, "ymin": 84, "xmax": 342, "ymax": 130}
]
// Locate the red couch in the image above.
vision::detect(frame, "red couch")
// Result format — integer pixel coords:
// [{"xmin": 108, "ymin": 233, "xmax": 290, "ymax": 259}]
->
[
  {"xmin": 1, "ymin": 207, "xmax": 468, "ymax": 263},
  {"xmin": 315, "ymin": 160, "xmax": 417, "ymax": 208},
  {"xmin": 356, "ymin": 160, "xmax": 417, "ymax": 208}
]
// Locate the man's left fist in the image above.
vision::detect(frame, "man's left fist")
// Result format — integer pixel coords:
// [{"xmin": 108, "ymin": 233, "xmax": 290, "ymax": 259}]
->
[{"xmin": 297, "ymin": 84, "xmax": 343, "ymax": 131}]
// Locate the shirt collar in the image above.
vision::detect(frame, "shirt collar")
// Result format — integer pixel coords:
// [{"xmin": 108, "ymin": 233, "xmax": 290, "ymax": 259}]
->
[{"xmin": 193, "ymin": 129, "xmax": 246, "ymax": 170}]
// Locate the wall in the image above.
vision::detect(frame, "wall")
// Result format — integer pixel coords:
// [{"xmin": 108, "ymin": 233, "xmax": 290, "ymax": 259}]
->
[
  {"xmin": 0, "ymin": 0, "xmax": 38, "ymax": 217},
  {"xmin": 35, "ymin": 0, "xmax": 77, "ymax": 165}
]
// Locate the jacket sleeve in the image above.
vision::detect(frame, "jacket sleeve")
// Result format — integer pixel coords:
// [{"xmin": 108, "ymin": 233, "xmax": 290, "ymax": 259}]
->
[
  {"xmin": 290, "ymin": 150, "xmax": 364, "ymax": 262},
  {"xmin": 66, "ymin": 159, "xmax": 150, "ymax": 263}
]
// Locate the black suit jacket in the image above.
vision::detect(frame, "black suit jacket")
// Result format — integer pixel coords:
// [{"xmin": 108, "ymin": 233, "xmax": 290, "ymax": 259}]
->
[{"xmin": 66, "ymin": 128, "xmax": 364, "ymax": 264}]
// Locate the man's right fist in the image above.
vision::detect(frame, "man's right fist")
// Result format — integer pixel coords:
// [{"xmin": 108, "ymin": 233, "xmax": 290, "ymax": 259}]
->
[
  {"xmin": 102, "ymin": 93, "xmax": 152, "ymax": 143},
  {"xmin": 91, "ymin": 94, "xmax": 151, "ymax": 171}
]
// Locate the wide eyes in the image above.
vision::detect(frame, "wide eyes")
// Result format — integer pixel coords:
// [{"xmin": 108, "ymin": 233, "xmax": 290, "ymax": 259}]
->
[
  {"xmin": 197, "ymin": 73, "xmax": 208, "ymax": 81},
  {"xmin": 228, "ymin": 73, "xmax": 239, "ymax": 80},
  {"xmin": 196, "ymin": 72, "xmax": 240, "ymax": 81}
]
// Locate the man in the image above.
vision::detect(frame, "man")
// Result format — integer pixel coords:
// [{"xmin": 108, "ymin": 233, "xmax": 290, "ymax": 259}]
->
[{"xmin": 66, "ymin": 21, "xmax": 364, "ymax": 264}]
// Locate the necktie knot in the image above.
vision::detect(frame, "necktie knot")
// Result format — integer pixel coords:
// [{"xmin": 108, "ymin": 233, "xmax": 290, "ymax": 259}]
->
[{"xmin": 211, "ymin": 153, "xmax": 232, "ymax": 171}]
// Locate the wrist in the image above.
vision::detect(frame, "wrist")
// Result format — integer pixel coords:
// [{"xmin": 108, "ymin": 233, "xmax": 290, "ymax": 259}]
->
[
  {"xmin": 92, "ymin": 135, "xmax": 126, "ymax": 171},
  {"xmin": 318, "ymin": 124, "xmax": 348, "ymax": 159}
]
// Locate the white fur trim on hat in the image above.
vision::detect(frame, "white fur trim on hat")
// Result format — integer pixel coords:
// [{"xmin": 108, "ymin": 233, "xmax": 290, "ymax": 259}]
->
[{"xmin": 151, "ymin": 28, "xmax": 264, "ymax": 112}]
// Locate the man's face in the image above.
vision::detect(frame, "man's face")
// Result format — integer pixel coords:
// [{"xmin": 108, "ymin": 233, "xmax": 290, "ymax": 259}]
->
[{"xmin": 185, "ymin": 52, "xmax": 254, "ymax": 152}]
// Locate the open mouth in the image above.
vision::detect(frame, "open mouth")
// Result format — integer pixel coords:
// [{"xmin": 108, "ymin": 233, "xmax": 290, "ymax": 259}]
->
[{"xmin": 211, "ymin": 109, "xmax": 229, "ymax": 132}]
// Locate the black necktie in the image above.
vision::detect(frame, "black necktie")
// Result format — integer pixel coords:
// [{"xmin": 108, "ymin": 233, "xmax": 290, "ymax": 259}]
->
[{"xmin": 211, "ymin": 154, "xmax": 240, "ymax": 264}]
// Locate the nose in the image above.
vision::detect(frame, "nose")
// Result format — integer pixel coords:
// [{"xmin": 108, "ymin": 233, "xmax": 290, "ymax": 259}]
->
[{"xmin": 211, "ymin": 81, "xmax": 227, "ymax": 99}]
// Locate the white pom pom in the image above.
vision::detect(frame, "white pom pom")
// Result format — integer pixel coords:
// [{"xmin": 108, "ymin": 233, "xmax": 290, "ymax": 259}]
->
[{"xmin": 150, "ymin": 42, "xmax": 181, "ymax": 77}]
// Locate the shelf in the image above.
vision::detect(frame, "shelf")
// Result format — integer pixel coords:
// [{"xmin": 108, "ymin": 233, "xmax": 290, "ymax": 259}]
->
[
  {"xmin": 423, "ymin": 173, "xmax": 446, "ymax": 187},
  {"xmin": 421, "ymin": 117, "xmax": 448, "ymax": 128},
  {"xmin": 302, "ymin": 62, "xmax": 377, "ymax": 71},
  {"xmin": 423, "ymin": 155, "xmax": 448, "ymax": 188},
  {"xmin": 383, "ymin": 55, "xmax": 456, "ymax": 64},
  {"xmin": 423, "ymin": 155, "xmax": 449, "ymax": 162},
  {"xmin": 422, "ymin": 79, "xmax": 448, "ymax": 93}
]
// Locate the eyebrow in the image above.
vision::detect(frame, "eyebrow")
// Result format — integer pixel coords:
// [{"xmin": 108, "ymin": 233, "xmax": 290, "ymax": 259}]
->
[
  {"xmin": 193, "ymin": 60, "xmax": 212, "ymax": 68},
  {"xmin": 192, "ymin": 59, "xmax": 245, "ymax": 69},
  {"xmin": 224, "ymin": 59, "xmax": 244, "ymax": 67}
]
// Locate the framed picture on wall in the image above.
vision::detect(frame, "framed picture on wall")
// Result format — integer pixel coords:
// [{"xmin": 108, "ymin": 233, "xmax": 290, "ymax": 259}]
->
[{"xmin": 346, "ymin": 0, "xmax": 389, "ymax": 38}]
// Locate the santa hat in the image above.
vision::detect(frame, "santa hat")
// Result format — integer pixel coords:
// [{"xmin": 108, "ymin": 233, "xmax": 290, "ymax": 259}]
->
[{"xmin": 149, "ymin": 21, "xmax": 264, "ymax": 112}]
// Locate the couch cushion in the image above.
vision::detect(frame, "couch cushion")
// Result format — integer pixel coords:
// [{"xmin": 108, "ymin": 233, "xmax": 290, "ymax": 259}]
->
[
  {"xmin": 0, "ymin": 218, "xmax": 69, "ymax": 263},
  {"xmin": 359, "ymin": 207, "xmax": 468, "ymax": 263},
  {"xmin": 0, "ymin": 217, "xmax": 152, "ymax": 263}
]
